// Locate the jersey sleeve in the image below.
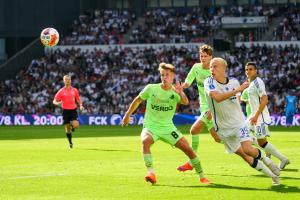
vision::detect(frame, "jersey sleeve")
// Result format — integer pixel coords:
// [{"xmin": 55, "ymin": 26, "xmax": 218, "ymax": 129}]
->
[
  {"xmin": 204, "ymin": 77, "xmax": 216, "ymax": 95},
  {"xmin": 255, "ymin": 78, "xmax": 267, "ymax": 97},
  {"xmin": 75, "ymin": 88, "xmax": 80, "ymax": 103},
  {"xmin": 54, "ymin": 90, "xmax": 62, "ymax": 101},
  {"xmin": 184, "ymin": 65, "xmax": 196, "ymax": 86},
  {"xmin": 139, "ymin": 84, "xmax": 151, "ymax": 100}
]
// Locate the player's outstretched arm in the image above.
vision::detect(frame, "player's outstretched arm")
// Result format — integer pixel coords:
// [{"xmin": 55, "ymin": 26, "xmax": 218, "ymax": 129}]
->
[
  {"xmin": 173, "ymin": 81, "xmax": 189, "ymax": 105},
  {"xmin": 121, "ymin": 96, "xmax": 143, "ymax": 126},
  {"xmin": 210, "ymin": 82, "xmax": 249, "ymax": 103}
]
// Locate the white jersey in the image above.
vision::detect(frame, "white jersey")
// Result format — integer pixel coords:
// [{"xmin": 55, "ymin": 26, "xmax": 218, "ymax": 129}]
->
[
  {"xmin": 204, "ymin": 76, "xmax": 246, "ymax": 133},
  {"xmin": 248, "ymin": 77, "xmax": 271, "ymax": 125}
]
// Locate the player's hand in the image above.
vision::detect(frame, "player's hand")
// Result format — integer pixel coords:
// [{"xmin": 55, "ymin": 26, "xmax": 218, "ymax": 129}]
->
[
  {"xmin": 207, "ymin": 111, "xmax": 212, "ymax": 120},
  {"xmin": 121, "ymin": 114, "xmax": 130, "ymax": 126},
  {"xmin": 238, "ymin": 81, "xmax": 249, "ymax": 92},
  {"xmin": 79, "ymin": 104, "xmax": 85, "ymax": 111},
  {"xmin": 173, "ymin": 81, "xmax": 183, "ymax": 94},
  {"xmin": 249, "ymin": 115, "xmax": 258, "ymax": 125}
]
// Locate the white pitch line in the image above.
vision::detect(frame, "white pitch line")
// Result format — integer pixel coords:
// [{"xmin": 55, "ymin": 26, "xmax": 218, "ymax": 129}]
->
[{"xmin": 6, "ymin": 173, "xmax": 67, "ymax": 180}]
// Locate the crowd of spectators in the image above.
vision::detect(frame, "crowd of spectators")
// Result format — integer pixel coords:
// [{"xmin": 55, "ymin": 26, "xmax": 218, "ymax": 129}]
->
[
  {"xmin": 129, "ymin": 5, "xmax": 276, "ymax": 44},
  {"xmin": 272, "ymin": 5, "xmax": 299, "ymax": 41},
  {"xmin": 1, "ymin": 44, "xmax": 299, "ymax": 116},
  {"xmin": 58, "ymin": 5, "xmax": 279, "ymax": 45},
  {"xmin": 60, "ymin": 9, "xmax": 136, "ymax": 45}
]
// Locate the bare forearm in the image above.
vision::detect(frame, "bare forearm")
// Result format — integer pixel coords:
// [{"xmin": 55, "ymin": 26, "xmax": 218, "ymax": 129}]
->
[
  {"xmin": 179, "ymin": 91, "xmax": 189, "ymax": 105},
  {"xmin": 211, "ymin": 90, "xmax": 239, "ymax": 103},
  {"xmin": 255, "ymin": 96, "xmax": 268, "ymax": 117},
  {"xmin": 125, "ymin": 97, "xmax": 142, "ymax": 116}
]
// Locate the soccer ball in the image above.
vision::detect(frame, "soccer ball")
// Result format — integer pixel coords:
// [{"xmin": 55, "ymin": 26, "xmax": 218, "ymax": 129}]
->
[{"xmin": 40, "ymin": 28, "xmax": 59, "ymax": 47}]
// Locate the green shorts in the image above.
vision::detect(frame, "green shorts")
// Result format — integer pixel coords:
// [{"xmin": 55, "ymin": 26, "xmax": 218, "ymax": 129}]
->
[
  {"xmin": 199, "ymin": 111, "xmax": 214, "ymax": 131},
  {"xmin": 142, "ymin": 125, "xmax": 183, "ymax": 146}
]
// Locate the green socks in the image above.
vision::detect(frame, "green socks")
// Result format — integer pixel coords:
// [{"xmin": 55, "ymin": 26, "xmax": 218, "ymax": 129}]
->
[
  {"xmin": 143, "ymin": 154, "xmax": 153, "ymax": 171},
  {"xmin": 190, "ymin": 157, "xmax": 204, "ymax": 178},
  {"xmin": 191, "ymin": 135, "xmax": 199, "ymax": 152}
]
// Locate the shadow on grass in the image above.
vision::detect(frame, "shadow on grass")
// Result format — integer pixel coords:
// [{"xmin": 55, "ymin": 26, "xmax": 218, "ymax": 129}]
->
[
  {"xmin": 78, "ymin": 148, "xmax": 137, "ymax": 152},
  {"xmin": 282, "ymin": 168, "xmax": 299, "ymax": 172},
  {"xmin": 154, "ymin": 183, "xmax": 300, "ymax": 193},
  {"xmin": 252, "ymin": 174, "xmax": 300, "ymax": 180}
]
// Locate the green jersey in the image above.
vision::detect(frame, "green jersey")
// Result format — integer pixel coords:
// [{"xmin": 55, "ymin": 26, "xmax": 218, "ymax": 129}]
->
[
  {"xmin": 241, "ymin": 88, "xmax": 251, "ymax": 117},
  {"xmin": 185, "ymin": 63, "xmax": 211, "ymax": 112},
  {"xmin": 139, "ymin": 83, "xmax": 180, "ymax": 129}
]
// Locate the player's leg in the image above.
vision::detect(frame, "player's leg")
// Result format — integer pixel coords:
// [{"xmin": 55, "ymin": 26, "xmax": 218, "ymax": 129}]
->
[
  {"xmin": 234, "ymin": 146, "xmax": 279, "ymax": 185},
  {"xmin": 175, "ymin": 136, "xmax": 210, "ymax": 184},
  {"xmin": 65, "ymin": 123, "xmax": 73, "ymax": 148},
  {"xmin": 241, "ymin": 140, "xmax": 279, "ymax": 175},
  {"xmin": 63, "ymin": 109, "xmax": 73, "ymax": 148},
  {"xmin": 190, "ymin": 113, "xmax": 208, "ymax": 151},
  {"xmin": 256, "ymin": 123, "xmax": 289, "ymax": 170},
  {"xmin": 177, "ymin": 114, "xmax": 206, "ymax": 172},
  {"xmin": 141, "ymin": 128, "xmax": 156, "ymax": 184},
  {"xmin": 258, "ymin": 138, "xmax": 290, "ymax": 170},
  {"xmin": 69, "ymin": 109, "xmax": 79, "ymax": 132},
  {"xmin": 221, "ymin": 130, "xmax": 279, "ymax": 186}
]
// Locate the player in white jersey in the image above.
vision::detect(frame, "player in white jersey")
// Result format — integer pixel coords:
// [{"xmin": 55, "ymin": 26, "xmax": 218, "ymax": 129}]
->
[
  {"xmin": 204, "ymin": 58, "xmax": 280, "ymax": 186},
  {"xmin": 245, "ymin": 62, "xmax": 290, "ymax": 170}
]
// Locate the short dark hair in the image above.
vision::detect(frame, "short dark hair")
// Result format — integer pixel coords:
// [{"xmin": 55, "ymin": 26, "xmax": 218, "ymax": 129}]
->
[{"xmin": 245, "ymin": 62, "xmax": 257, "ymax": 69}]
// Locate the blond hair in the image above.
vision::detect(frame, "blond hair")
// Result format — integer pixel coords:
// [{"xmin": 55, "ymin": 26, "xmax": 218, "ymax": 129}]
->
[
  {"xmin": 211, "ymin": 57, "xmax": 228, "ymax": 68},
  {"xmin": 158, "ymin": 62, "xmax": 175, "ymax": 73}
]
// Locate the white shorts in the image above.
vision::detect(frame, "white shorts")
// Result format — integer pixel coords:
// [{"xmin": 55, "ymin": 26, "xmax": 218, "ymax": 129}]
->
[
  {"xmin": 217, "ymin": 124, "xmax": 252, "ymax": 154},
  {"xmin": 254, "ymin": 122, "xmax": 270, "ymax": 139}
]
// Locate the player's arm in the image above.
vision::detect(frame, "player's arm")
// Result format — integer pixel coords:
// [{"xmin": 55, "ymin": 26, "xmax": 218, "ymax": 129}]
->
[
  {"xmin": 75, "ymin": 89, "xmax": 84, "ymax": 110},
  {"xmin": 53, "ymin": 90, "xmax": 62, "ymax": 106},
  {"xmin": 210, "ymin": 82, "xmax": 249, "ymax": 103},
  {"xmin": 250, "ymin": 78, "xmax": 268, "ymax": 125},
  {"xmin": 250, "ymin": 95, "xmax": 268, "ymax": 125},
  {"xmin": 121, "ymin": 96, "xmax": 143, "ymax": 126},
  {"xmin": 181, "ymin": 82, "xmax": 190, "ymax": 89},
  {"xmin": 53, "ymin": 99, "xmax": 61, "ymax": 106},
  {"xmin": 182, "ymin": 66, "xmax": 195, "ymax": 89},
  {"xmin": 173, "ymin": 81, "xmax": 189, "ymax": 105}
]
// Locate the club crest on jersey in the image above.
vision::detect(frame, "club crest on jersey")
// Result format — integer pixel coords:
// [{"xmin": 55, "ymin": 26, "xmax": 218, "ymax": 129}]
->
[
  {"xmin": 209, "ymin": 84, "xmax": 215, "ymax": 90},
  {"xmin": 170, "ymin": 95, "xmax": 174, "ymax": 99}
]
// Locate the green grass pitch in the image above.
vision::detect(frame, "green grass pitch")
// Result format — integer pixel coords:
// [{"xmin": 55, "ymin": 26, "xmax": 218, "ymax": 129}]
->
[{"xmin": 0, "ymin": 125, "xmax": 299, "ymax": 200}]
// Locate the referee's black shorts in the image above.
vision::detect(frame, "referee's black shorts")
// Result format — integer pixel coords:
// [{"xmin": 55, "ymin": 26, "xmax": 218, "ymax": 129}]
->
[{"xmin": 62, "ymin": 109, "xmax": 78, "ymax": 124}]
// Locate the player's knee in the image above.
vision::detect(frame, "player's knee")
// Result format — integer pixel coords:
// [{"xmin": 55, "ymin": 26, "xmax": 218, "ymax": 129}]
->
[
  {"xmin": 257, "ymin": 139, "xmax": 267, "ymax": 147},
  {"xmin": 142, "ymin": 138, "xmax": 152, "ymax": 147},
  {"xmin": 73, "ymin": 121, "xmax": 79, "ymax": 128},
  {"xmin": 190, "ymin": 126, "xmax": 200, "ymax": 135}
]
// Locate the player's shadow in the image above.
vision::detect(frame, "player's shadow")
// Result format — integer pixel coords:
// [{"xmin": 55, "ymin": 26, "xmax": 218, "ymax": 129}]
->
[
  {"xmin": 209, "ymin": 183, "xmax": 300, "ymax": 193},
  {"xmin": 79, "ymin": 148, "xmax": 136, "ymax": 152},
  {"xmin": 282, "ymin": 168, "xmax": 298, "ymax": 172},
  {"xmin": 252, "ymin": 174, "xmax": 300, "ymax": 181},
  {"xmin": 155, "ymin": 183, "xmax": 300, "ymax": 193}
]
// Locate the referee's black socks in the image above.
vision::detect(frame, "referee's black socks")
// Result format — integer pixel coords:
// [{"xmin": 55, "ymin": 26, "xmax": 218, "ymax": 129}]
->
[{"xmin": 66, "ymin": 132, "xmax": 72, "ymax": 144}]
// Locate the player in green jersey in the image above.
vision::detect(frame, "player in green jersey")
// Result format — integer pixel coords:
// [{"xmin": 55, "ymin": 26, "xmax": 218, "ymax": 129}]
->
[
  {"xmin": 241, "ymin": 88, "xmax": 252, "ymax": 117},
  {"xmin": 177, "ymin": 44, "xmax": 220, "ymax": 172},
  {"xmin": 121, "ymin": 62, "xmax": 210, "ymax": 185}
]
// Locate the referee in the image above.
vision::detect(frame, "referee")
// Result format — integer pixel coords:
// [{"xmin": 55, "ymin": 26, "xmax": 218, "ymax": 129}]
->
[{"xmin": 53, "ymin": 75, "xmax": 84, "ymax": 148}]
